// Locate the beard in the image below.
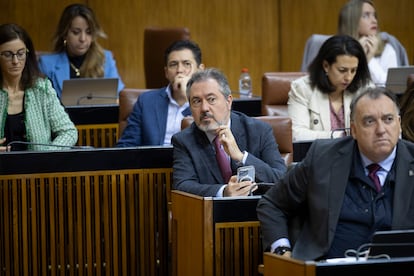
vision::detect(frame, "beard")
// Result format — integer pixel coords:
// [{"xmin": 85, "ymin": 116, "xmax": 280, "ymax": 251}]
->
[{"xmin": 196, "ymin": 112, "xmax": 224, "ymax": 133}]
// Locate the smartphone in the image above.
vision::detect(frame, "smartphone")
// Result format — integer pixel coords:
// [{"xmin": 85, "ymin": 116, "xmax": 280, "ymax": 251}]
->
[{"xmin": 236, "ymin": 165, "xmax": 255, "ymax": 182}]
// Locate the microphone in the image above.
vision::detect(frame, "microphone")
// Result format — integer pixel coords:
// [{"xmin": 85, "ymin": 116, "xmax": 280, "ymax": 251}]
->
[
  {"xmin": 6, "ymin": 141, "xmax": 94, "ymax": 152},
  {"xmin": 330, "ymin": 127, "xmax": 351, "ymax": 139},
  {"xmin": 76, "ymin": 93, "xmax": 118, "ymax": 105}
]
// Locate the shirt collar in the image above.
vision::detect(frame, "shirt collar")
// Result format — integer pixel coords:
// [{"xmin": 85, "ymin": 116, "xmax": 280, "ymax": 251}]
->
[{"xmin": 360, "ymin": 145, "xmax": 397, "ymax": 173}]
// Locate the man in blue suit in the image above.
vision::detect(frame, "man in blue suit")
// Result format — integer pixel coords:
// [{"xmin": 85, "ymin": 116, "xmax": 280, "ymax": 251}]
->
[{"xmin": 117, "ymin": 40, "xmax": 204, "ymax": 147}]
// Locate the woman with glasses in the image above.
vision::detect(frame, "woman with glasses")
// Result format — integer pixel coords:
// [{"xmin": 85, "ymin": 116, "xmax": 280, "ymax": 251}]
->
[
  {"xmin": 38, "ymin": 3, "xmax": 125, "ymax": 99},
  {"xmin": 0, "ymin": 23, "xmax": 78, "ymax": 151}
]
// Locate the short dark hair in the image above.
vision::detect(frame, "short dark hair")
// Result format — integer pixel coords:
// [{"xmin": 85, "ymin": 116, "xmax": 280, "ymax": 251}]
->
[
  {"xmin": 0, "ymin": 23, "xmax": 42, "ymax": 89},
  {"xmin": 309, "ymin": 35, "xmax": 371, "ymax": 94},
  {"xmin": 350, "ymin": 86, "xmax": 399, "ymax": 121},
  {"xmin": 164, "ymin": 40, "xmax": 202, "ymax": 66}
]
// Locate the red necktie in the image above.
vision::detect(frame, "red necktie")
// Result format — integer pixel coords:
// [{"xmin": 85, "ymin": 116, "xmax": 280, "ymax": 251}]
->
[
  {"xmin": 367, "ymin": 163, "xmax": 382, "ymax": 192},
  {"xmin": 214, "ymin": 136, "xmax": 232, "ymax": 183}
]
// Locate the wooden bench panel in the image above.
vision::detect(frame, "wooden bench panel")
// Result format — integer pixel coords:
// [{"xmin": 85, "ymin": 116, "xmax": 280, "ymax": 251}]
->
[
  {"xmin": 0, "ymin": 168, "xmax": 172, "ymax": 275},
  {"xmin": 76, "ymin": 123, "xmax": 119, "ymax": 148}
]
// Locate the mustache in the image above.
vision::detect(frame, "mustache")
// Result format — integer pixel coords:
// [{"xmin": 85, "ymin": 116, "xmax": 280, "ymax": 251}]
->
[{"xmin": 201, "ymin": 113, "xmax": 223, "ymax": 125}]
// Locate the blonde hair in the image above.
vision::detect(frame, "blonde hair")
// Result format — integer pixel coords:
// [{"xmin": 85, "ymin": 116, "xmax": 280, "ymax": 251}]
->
[
  {"xmin": 338, "ymin": 0, "xmax": 385, "ymax": 57},
  {"xmin": 52, "ymin": 3, "xmax": 107, "ymax": 77}
]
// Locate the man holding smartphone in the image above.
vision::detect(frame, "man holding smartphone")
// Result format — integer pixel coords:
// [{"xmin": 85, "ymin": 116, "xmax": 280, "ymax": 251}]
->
[{"xmin": 172, "ymin": 68, "xmax": 287, "ymax": 197}]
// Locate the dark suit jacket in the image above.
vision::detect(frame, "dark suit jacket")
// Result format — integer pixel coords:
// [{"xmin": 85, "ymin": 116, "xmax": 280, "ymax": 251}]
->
[
  {"xmin": 257, "ymin": 136, "xmax": 414, "ymax": 260},
  {"xmin": 172, "ymin": 111, "xmax": 287, "ymax": 197},
  {"xmin": 117, "ymin": 87, "xmax": 191, "ymax": 147},
  {"xmin": 38, "ymin": 50, "xmax": 125, "ymax": 98}
]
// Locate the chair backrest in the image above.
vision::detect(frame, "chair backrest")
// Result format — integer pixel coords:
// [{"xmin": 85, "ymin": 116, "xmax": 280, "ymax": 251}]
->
[
  {"xmin": 300, "ymin": 34, "xmax": 331, "ymax": 72},
  {"xmin": 118, "ymin": 88, "xmax": 149, "ymax": 138},
  {"xmin": 181, "ymin": 115, "xmax": 293, "ymax": 165},
  {"xmin": 381, "ymin": 32, "xmax": 409, "ymax": 66},
  {"xmin": 261, "ymin": 72, "xmax": 307, "ymax": 116},
  {"xmin": 300, "ymin": 32, "xmax": 409, "ymax": 72},
  {"xmin": 144, "ymin": 27, "xmax": 191, "ymax": 89},
  {"xmin": 254, "ymin": 116, "xmax": 293, "ymax": 165}
]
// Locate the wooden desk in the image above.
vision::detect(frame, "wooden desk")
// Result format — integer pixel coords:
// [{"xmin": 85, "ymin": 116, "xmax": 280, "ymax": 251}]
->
[
  {"xmin": 171, "ymin": 190, "xmax": 263, "ymax": 276},
  {"xmin": 0, "ymin": 147, "xmax": 173, "ymax": 276},
  {"xmin": 263, "ymin": 252, "xmax": 414, "ymax": 276}
]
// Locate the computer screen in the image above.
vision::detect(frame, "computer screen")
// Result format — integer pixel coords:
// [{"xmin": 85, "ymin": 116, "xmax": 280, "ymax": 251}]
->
[{"xmin": 61, "ymin": 78, "xmax": 118, "ymax": 106}]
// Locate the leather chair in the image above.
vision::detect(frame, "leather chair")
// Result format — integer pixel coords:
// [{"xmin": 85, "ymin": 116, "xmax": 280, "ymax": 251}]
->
[
  {"xmin": 261, "ymin": 72, "xmax": 307, "ymax": 116},
  {"xmin": 181, "ymin": 115, "xmax": 293, "ymax": 165},
  {"xmin": 118, "ymin": 88, "xmax": 149, "ymax": 138},
  {"xmin": 144, "ymin": 26, "xmax": 191, "ymax": 89},
  {"xmin": 255, "ymin": 116, "xmax": 293, "ymax": 165}
]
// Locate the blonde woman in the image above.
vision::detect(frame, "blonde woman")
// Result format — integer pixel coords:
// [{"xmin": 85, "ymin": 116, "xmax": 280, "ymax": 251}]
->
[
  {"xmin": 39, "ymin": 3, "xmax": 124, "ymax": 99},
  {"xmin": 338, "ymin": 0, "xmax": 398, "ymax": 86}
]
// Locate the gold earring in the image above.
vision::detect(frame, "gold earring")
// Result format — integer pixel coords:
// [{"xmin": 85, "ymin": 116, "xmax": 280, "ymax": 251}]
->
[{"xmin": 64, "ymin": 40, "xmax": 67, "ymax": 47}]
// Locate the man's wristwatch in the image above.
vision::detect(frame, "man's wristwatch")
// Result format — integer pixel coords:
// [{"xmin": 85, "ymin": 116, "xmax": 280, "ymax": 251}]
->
[{"xmin": 273, "ymin": 246, "xmax": 291, "ymax": 255}]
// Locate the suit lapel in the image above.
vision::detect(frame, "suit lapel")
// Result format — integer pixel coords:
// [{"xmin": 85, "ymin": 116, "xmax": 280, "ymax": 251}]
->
[
  {"xmin": 54, "ymin": 53, "xmax": 70, "ymax": 94},
  {"xmin": 309, "ymin": 92, "xmax": 331, "ymax": 130},
  {"xmin": 155, "ymin": 90, "xmax": 169, "ymax": 144},
  {"xmin": 327, "ymin": 140, "xmax": 355, "ymax": 232},
  {"xmin": 229, "ymin": 112, "xmax": 246, "ymax": 170},
  {"xmin": 392, "ymin": 141, "xmax": 414, "ymax": 227},
  {"xmin": 193, "ymin": 125, "xmax": 224, "ymax": 183}
]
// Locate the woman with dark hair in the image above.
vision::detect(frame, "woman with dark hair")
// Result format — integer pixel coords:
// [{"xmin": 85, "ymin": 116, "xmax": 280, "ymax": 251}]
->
[
  {"xmin": 338, "ymin": 0, "xmax": 398, "ymax": 86},
  {"xmin": 38, "ymin": 3, "xmax": 124, "ymax": 98},
  {"xmin": 0, "ymin": 23, "xmax": 77, "ymax": 151},
  {"xmin": 288, "ymin": 34, "xmax": 374, "ymax": 141}
]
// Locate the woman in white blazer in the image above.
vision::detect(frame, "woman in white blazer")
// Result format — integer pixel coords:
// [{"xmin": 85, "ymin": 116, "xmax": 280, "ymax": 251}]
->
[{"xmin": 288, "ymin": 35, "xmax": 374, "ymax": 141}]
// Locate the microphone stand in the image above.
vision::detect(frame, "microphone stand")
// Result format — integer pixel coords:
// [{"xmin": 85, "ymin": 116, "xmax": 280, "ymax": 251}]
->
[{"xmin": 6, "ymin": 141, "xmax": 94, "ymax": 152}]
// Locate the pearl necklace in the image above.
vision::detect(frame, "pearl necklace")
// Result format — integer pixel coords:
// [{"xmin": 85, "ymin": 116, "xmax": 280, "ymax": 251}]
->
[{"xmin": 69, "ymin": 62, "xmax": 80, "ymax": 77}]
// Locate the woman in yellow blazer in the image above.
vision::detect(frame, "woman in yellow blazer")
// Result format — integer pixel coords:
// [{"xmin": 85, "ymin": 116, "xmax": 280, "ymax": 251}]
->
[{"xmin": 288, "ymin": 35, "xmax": 374, "ymax": 141}]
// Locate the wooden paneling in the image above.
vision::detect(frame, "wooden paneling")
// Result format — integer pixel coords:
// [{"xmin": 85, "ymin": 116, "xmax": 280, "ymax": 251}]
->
[
  {"xmin": 0, "ymin": 168, "xmax": 172, "ymax": 275},
  {"xmin": 76, "ymin": 123, "xmax": 118, "ymax": 147},
  {"xmin": 0, "ymin": 0, "xmax": 413, "ymax": 95},
  {"xmin": 279, "ymin": 0, "xmax": 414, "ymax": 72}
]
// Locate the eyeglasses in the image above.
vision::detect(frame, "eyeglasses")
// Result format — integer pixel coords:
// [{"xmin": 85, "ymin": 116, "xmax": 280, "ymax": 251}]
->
[{"xmin": 0, "ymin": 49, "xmax": 28, "ymax": 61}]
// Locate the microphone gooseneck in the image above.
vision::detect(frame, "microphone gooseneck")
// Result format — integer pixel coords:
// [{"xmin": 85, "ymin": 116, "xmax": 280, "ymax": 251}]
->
[{"xmin": 6, "ymin": 141, "xmax": 94, "ymax": 152}]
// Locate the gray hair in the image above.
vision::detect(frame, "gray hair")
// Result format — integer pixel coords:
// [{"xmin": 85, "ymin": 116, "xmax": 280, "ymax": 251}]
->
[
  {"xmin": 350, "ymin": 86, "xmax": 400, "ymax": 121},
  {"xmin": 186, "ymin": 68, "xmax": 232, "ymax": 99}
]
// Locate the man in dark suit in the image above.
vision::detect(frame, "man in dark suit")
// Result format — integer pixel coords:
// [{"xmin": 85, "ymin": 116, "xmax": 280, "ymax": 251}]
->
[
  {"xmin": 257, "ymin": 86, "xmax": 414, "ymax": 260},
  {"xmin": 172, "ymin": 68, "xmax": 287, "ymax": 197},
  {"xmin": 116, "ymin": 40, "xmax": 204, "ymax": 147}
]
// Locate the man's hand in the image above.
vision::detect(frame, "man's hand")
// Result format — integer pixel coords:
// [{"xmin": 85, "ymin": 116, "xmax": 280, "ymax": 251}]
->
[
  {"xmin": 223, "ymin": 176, "xmax": 257, "ymax": 197},
  {"xmin": 215, "ymin": 126, "xmax": 244, "ymax": 162}
]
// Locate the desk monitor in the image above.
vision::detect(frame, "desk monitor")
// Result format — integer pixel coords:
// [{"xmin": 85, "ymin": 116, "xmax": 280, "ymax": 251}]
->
[
  {"xmin": 61, "ymin": 78, "xmax": 118, "ymax": 106},
  {"xmin": 368, "ymin": 229, "xmax": 414, "ymax": 259},
  {"xmin": 385, "ymin": 66, "xmax": 414, "ymax": 95}
]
